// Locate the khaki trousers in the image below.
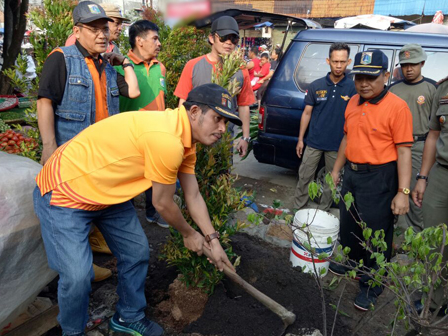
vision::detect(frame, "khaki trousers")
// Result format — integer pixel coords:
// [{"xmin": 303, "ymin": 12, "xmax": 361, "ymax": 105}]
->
[
  {"xmin": 405, "ymin": 141, "xmax": 425, "ymax": 232},
  {"xmin": 293, "ymin": 146, "xmax": 337, "ymax": 211},
  {"xmin": 423, "ymin": 163, "xmax": 448, "ymax": 308}
]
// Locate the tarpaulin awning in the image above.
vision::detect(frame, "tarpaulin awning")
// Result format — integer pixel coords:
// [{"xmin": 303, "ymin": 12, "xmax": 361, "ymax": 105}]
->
[
  {"xmin": 374, "ymin": 0, "xmax": 448, "ymax": 16},
  {"xmin": 334, "ymin": 14, "xmax": 415, "ymax": 30}
]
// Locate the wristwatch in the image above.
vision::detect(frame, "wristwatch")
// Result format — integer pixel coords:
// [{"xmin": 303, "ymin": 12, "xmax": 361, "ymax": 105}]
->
[
  {"xmin": 398, "ymin": 187, "xmax": 411, "ymax": 195},
  {"xmin": 122, "ymin": 62, "xmax": 134, "ymax": 69},
  {"xmin": 416, "ymin": 173, "xmax": 428, "ymax": 181},
  {"xmin": 205, "ymin": 232, "xmax": 220, "ymax": 243},
  {"xmin": 241, "ymin": 136, "xmax": 251, "ymax": 143}
]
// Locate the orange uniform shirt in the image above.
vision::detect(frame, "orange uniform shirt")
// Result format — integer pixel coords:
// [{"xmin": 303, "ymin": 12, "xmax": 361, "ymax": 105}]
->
[
  {"xmin": 344, "ymin": 91, "xmax": 413, "ymax": 165},
  {"xmin": 36, "ymin": 107, "xmax": 196, "ymax": 211}
]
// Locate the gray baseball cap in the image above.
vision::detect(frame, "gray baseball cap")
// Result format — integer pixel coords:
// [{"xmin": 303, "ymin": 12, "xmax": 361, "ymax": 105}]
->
[
  {"xmin": 398, "ymin": 44, "xmax": 427, "ymax": 64},
  {"xmin": 73, "ymin": 1, "xmax": 113, "ymax": 25}
]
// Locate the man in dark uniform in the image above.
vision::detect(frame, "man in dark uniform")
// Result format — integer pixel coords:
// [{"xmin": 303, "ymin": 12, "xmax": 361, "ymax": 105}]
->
[
  {"xmin": 330, "ymin": 50, "xmax": 413, "ymax": 311},
  {"xmin": 413, "ymin": 75, "xmax": 448, "ymax": 311},
  {"xmin": 294, "ymin": 42, "xmax": 356, "ymax": 211},
  {"xmin": 390, "ymin": 44, "xmax": 437, "ymax": 232}
]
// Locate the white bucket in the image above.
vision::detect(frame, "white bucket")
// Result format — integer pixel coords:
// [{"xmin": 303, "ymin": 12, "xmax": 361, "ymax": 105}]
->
[{"xmin": 290, "ymin": 209, "xmax": 340, "ymax": 277}]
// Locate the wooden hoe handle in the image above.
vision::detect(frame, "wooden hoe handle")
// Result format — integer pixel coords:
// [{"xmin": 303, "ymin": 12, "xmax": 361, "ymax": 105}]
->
[{"xmin": 202, "ymin": 247, "xmax": 296, "ymax": 327}]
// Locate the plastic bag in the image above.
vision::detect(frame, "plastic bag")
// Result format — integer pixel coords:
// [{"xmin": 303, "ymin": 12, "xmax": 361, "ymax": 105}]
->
[{"xmin": 0, "ymin": 152, "xmax": 57, "ymax": 330}]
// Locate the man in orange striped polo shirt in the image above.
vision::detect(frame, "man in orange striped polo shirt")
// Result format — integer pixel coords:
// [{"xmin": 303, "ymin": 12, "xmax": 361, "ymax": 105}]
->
[{"xmin": 33, "ymin": 84, "xmax": 240, "ymax": 336}]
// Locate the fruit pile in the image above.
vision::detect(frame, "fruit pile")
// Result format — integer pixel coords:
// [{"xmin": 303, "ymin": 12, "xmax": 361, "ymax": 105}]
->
[{"xmin": 0, "ymin": 129, "xmax": 38, "ymax": 154}]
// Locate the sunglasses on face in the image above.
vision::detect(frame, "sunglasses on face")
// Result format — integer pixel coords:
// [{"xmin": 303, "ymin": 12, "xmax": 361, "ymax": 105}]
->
[{"xmin": 216, "ymin": 33, "xmax": 239, "ymax": 45}]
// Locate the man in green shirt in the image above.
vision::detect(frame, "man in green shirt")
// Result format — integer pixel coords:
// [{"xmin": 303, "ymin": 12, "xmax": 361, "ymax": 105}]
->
[
  {"xmin": 115, "ymin": 20, "xmax": 166, "ymax": 112},
  {"xmin": 115, "ymin": 20, "xmax": 168, "ymax": 228},
  {"xmin": 390, "ymin": 44, "xmax": 437, "ymax": 231}
]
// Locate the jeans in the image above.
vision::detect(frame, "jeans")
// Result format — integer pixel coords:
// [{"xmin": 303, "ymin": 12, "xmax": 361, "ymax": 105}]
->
[{"xmin": 33, "ymin": 187, "xmax": 149, "ymax": 335}]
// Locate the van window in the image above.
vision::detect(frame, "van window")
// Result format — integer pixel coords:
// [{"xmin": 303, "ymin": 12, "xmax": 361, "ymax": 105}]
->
[
  {"xmin": 294, "ymin": 43, "xmax": 360, "ymax": 92},
  {"xmin": 392, "ymin": 50, "xmax": 448, "ymax": 83}
]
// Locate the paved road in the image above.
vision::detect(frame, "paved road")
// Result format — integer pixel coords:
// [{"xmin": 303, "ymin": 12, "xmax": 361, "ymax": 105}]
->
[{"xmin": 232, "ymin": 151, "xmax": 297, "ymax": 187}]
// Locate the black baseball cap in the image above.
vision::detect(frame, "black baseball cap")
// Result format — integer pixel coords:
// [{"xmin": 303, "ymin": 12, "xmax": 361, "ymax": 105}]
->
[
  {"xmin": 186, "ymin": 84, "xmax": 242, "ymax": 126},
  {"xmin": 350, "ymin": 50, "xmax": 389, "ymax": 77},
  {"xmin": 73, "ymin": 1, "xmax": 113, "ymax": 25},
  {"xmin": 211, "ymin": 16, "xmax": 239, "ymax": 37}
]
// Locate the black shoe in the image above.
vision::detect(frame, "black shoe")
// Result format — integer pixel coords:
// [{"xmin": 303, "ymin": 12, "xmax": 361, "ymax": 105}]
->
[
  {"xmin": 413, "ymin": 300, "xmax": 448, "ymax": 316},
  {"xmin": 354, "ymin": 291, "xmax": 377, "ymax": 311},
  {"xmin": 414, "ymin": 300, "xmax": 424, "ymax": 315},
  {"xmin": 329, "ymin": 262, "xmax": 349, "ymax": 276},
  {"xmin": 329, "ymin": 261, "xmax": 361, "ymax": 280}
]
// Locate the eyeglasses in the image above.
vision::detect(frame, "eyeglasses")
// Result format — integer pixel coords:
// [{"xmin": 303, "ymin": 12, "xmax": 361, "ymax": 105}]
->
[
  {"xmin": 216, "ymin": 33, "xmax": 239, "ymax": 45},
  {"xmin": 77, "ymin": 24, "xmax": 110, "ymax": 36}
]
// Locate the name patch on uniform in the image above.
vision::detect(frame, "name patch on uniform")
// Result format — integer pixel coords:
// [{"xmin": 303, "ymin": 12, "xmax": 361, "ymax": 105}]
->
[
  {"xmin": 316, "ymin": 90, "xmax": 327, "ymax": 101},
  {"xmin": 417, "ymin": 95, "xmax": 425, "ymax": 105},
  {"xmin": 360, "ymin": 52, "xmax": 373, "ymax": 65},
  {"xmin": 340, "ymin": 95, "xmax": 350, "ymax": 101},
  {"xmin": 88, "ymin": 4, "xmax": 101, "ymax": 14},
  {"xmin": 440, "ymin": 94, "xmax": 448, "ymax": 105}
]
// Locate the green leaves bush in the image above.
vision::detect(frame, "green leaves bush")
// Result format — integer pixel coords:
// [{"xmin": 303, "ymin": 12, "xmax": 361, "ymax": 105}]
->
[{"xmin": 161, "ymin": 131, "xmax": 247, "ymax": 293}]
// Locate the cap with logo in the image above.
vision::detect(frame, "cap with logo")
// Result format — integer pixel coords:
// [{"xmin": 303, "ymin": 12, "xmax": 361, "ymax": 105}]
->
[
  {"xmin": 350, "ymin": 49, "xmax": 389, "ymax": 77},
  {"xmin": 398, "ymin": 44, "xmax": 427, "ymax": 65},
  {"xmin": 211, "ymin": 16, "xmax": 239, "ymax": 37},
  {"xmin": 100, "ymin": 3, "xmax": 130, "ymax": 22},
  {"xmin": 186, "ymin": 83, "xmax": 242, "ymax": 126},
  {"xmin": 73, "ymin": 1, "xmax": 113, "ymax": 25}
]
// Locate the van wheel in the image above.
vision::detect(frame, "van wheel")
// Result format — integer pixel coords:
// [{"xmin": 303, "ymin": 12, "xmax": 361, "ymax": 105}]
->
[{"xmin": 311, "ymin": 166, "xmax": 343, "ymax": 208}]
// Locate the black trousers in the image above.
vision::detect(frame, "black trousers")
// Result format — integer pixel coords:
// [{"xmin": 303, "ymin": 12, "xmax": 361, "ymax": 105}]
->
[{"xmin": 339, "ymin": 161, "xmax": 398, "ymax": 295}]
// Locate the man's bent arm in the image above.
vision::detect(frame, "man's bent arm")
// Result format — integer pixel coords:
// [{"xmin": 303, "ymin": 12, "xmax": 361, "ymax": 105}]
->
[
  {"xmin": 123, "ymin": 61, "xmax": 140, "ymax": 98},
  {"xmin": 37, "ymin": 98, "xmax": 58, "ymax": 165}
]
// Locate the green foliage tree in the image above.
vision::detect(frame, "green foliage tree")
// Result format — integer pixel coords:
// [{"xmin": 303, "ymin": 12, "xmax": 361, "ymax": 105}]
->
[
  {"xmin": 161, "ymin": 131, "xmax": 247, "ymax": 293},
  {"xmin": 0, "ymin": 0, "xmax": 29, "ymax": 94},
  {"xmin": 2, "ymin": 0, "xmax": 76, "ymax": 162}
]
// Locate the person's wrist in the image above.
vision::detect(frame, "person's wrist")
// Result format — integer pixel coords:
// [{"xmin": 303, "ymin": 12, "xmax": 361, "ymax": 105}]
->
[{"xmin": 181, "ymin": 226, "xmax": 196, "ymax": 239}]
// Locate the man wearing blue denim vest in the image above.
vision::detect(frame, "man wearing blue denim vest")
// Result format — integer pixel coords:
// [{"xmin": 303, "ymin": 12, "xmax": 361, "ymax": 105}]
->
[{"xmin": 36, "ymin": 1, "xmax": 139, "ymax": 283}]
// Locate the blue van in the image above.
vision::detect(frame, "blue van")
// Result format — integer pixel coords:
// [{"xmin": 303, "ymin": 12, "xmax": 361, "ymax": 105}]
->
[{"xmin": 253, "ymin": 29, "xmax": 448, "ymax": 171}]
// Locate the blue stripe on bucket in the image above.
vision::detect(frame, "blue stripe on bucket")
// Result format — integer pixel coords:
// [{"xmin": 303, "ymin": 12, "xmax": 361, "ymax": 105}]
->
[{"xmin": 292, "ymin": 237, "xmax": 333, "ymax": 254}]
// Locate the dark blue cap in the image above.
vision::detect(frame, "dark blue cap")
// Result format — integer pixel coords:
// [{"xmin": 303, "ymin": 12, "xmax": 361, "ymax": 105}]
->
[
  {"xmin": 186, "ymin": 84, "xmax": 242, "ymax": 126},
  {"xmin": 350, "ymin": 50, "xmax": 388, "ymax": 77}
]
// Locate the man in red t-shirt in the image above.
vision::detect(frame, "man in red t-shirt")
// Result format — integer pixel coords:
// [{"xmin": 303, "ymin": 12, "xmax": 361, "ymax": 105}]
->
[
  {"xmin": 246, "ymin": 46, "xmax": 260, "ymax": 82},
  {"xmin": 174, "ymin": 16, "xmax": 255, "ymax": 156},
  {"xmin": 252, "ymin": 54, "xmax": 270, "ymax": 91}
]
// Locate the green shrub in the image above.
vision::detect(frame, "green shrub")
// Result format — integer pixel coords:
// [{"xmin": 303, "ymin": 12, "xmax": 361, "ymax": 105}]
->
[{"xmin": 161, "ymin": 131, "xmax": 247, "ymax": 293}]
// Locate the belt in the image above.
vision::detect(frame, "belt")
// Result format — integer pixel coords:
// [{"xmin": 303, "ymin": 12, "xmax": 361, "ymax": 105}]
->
[
  {"xmin": 414, "ymin": 133, "xmax": 428, "ymax": 142},
  {"xmin": 347, "ymin": 160, "xmax": 395, "ymax": 172},
  {"xmin": 439, "ymin": 163, "xmax": 448, "ymax": 170}
]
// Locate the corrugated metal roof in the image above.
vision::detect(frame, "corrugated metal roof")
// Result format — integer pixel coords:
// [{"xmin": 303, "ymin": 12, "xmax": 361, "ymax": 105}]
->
[
  {"xmin": 311, "ymin": 0, "xmax": 374, "ymax": 18},
  {"xmin": 374, "ymin": 0, "xmax": 448, "ymax": 16}
]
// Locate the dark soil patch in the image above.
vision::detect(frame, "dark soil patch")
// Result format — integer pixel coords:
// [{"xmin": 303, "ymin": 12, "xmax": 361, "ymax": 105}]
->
[
  {"xmin": 183, "ymin": 233, "xmax": 349, "ymax": 336},
  {"xmin": 44, "ymin": 200, "xmax": 407, "ymax": 336}
]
